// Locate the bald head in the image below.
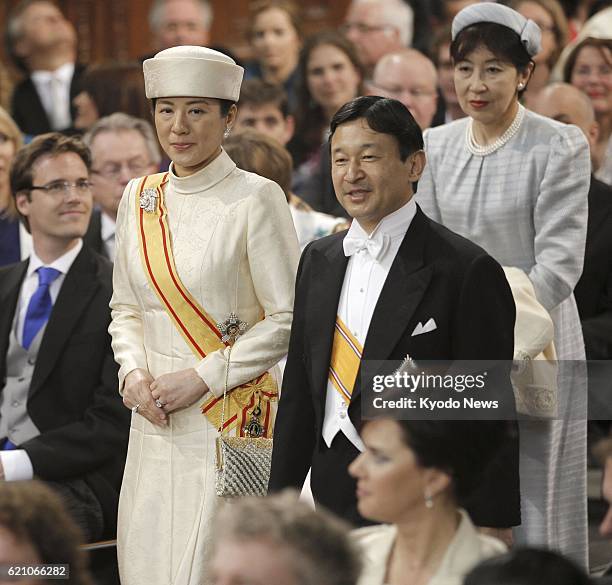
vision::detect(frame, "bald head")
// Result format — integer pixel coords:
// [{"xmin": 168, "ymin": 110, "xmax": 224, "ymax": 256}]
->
[
  {"xmin": 371, "ymin": 49, "xmax": 438, "ymax": 129},
  {"xmin": 532, "ymin": 83, "xmax": 599, "ymax": 150}
]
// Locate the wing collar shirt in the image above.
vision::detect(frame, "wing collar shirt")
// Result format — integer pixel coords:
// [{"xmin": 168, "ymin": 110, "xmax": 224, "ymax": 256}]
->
[
  {"xmin": 2, "ymin": 239, "xmax": 83, "ymax": 481},
  {"xmin": 322, "ymin": 198, "xmax": 417, "ymax": 450},
  {"xmin": 31, "ymin": 62, "xmax": 74, "ymax": 131}
]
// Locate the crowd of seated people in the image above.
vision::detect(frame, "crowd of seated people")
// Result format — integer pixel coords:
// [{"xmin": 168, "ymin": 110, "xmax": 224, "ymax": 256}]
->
[{"xmin": 1, "ymin": 0, "xmax": 612, "ymax": 584}]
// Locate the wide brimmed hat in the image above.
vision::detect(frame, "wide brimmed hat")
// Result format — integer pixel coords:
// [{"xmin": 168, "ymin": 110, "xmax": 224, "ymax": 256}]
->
[
  {"xmin": 452, "ymin": 2, "xmax": 541, "ymax": 57},
  {"xmin": 143, "ymin": 46, "xmax": 243, "ymax": 101}
]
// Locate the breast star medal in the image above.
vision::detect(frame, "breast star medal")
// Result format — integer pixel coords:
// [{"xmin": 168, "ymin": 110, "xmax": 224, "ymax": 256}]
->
[
  {"xmin": 218, "ymin": 312, "xmax": 248, "ymax": 344},
  {"xmin": 140, "ymin": 187, "xmax": 158, "ymax": 213}
]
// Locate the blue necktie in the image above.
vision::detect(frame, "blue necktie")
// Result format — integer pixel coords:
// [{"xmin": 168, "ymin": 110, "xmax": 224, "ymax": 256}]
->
[
  {"xmin": 22, "ymin": 267, "xmax": 61, "ymax": 349},
  {"xmin": 0, "ymin": 439, "xmax": 17, "ymax": 450}
]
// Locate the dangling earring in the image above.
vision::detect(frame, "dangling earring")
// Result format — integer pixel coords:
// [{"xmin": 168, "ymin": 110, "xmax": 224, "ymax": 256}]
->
[
  {"xmin": 424, "ymin": 489, "xmax": 434, "ymax": 509},
  {"xmin": 224, "ymin": 127, "xmax": 231, "ymax": 139}
]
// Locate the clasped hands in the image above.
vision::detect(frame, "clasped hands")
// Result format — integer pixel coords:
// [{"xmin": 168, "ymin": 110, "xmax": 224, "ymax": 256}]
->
[{"xmin": 123, "ymin": 368, "xmax": 209, "ymax": 426}]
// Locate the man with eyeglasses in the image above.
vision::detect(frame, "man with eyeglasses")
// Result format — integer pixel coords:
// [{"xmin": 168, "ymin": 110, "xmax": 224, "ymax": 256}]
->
[
  {"xmin": 341, "ymin": 0, "xmax": 414, "ymax": 77},
  {"xmin": 0, "ymin": 132, "xmax": 130, "ymax": 543},
  {"xmin": 370, "ymin": 48, "xmax": 439, "ymax": 130},
  {"xmin": 83, "ymin": 113, "xmax": 160, "ymax": 261}
]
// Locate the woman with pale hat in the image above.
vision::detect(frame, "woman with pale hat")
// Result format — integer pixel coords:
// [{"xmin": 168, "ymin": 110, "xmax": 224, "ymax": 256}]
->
[
  {"xmin": 417, "ymin": 2, "xmax": 590, "ymax": 565},
  {"xmin": 109, "ymin": 46, "xmax": 299, "ymax": 585}
]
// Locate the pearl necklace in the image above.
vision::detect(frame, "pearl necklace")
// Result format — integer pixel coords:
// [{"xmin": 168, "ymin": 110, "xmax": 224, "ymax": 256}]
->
[{"xmin": 466, "ymin": 104, "xmax": 525, "ymax": 156}]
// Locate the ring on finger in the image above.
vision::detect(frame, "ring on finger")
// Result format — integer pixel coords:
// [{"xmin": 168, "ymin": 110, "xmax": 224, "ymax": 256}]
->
[{"xmin": 155, "ymin": 399, "xmax": 164, "ymax": 409}]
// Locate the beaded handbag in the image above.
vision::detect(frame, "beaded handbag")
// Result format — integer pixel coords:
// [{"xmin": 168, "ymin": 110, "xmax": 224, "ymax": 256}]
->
[{"xmin": 215, "ymin": 346, "xmax": 273, "ymax": 497}]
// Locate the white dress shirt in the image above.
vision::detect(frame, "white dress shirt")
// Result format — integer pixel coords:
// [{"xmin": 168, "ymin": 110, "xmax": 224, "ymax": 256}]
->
[
  {"xmin": 30, "ymin": 62, "xmax": 75, "ymax": 131},
  {"xmin": 2, "ymin": 240, "xmax": 83, "ymax": 481},
  {"xmin": 322, "ymin": 199, "xmax": 417, "ymax": 450},
  {"xmin": 100, "ymin": 212, "xmax": 117, "ymax": 261}
]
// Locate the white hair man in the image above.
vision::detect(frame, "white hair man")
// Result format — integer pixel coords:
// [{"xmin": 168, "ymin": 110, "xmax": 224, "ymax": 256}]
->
[
  {"xmin": 342, "ymin": 0, "xmax": 414, "ymax": 76},
  {"xmin": 370, "ymin": 48, "xmax": 438, "ymax": 130},
  {"xmin": 148, "ymin": 0, "xmax": 213, "ymax": 50},
  {"xmin": 83, "ymin": 113, "xmax": 160, "ymax": 261}
]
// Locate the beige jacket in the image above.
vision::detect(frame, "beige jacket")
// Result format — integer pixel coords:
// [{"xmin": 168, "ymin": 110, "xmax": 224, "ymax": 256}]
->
[{"xmin": 352, "ymin": 510, "xmax": 506, "ymax": 585}]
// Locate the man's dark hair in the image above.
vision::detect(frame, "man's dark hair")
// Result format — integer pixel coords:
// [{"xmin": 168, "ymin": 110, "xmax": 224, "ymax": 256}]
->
[
  {"xmin": 464, "ymin": 548, "xmax": 593, "ymax": 585},
  {"xmin": 10, "ymin": 133, "xmax": 92, "ymax": 231},
  {"xmin": 329, "ymin": 96, "xmax": 424, "ymax": 162},
  {"xmin": 238, "ymin": 79, "xmax": 289, "ymax": 118}
]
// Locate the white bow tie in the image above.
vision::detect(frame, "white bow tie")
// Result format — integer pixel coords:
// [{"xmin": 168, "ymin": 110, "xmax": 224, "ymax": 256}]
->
[{"xmin": 343, "ymin": 233, "xmax": 390, "ymax": 260}]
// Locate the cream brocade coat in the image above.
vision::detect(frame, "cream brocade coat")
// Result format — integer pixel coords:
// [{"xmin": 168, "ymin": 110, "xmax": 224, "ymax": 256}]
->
[{"xmin": 109, "ymin": 150, "xmax": 300, "ymax": 585}]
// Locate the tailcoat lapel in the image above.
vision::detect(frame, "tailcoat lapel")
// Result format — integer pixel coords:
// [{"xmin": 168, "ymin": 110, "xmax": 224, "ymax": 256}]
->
[
  {"xmin": 356, "ymin": 208, "xmax": 433, "ymax": 397},
  {"xmin": 305, "ymin": 237, "xmax": 349, "ymax": 402},
  {"xmin": 29, "ymin": 248, "xmax": 99, "ymax": 398}
]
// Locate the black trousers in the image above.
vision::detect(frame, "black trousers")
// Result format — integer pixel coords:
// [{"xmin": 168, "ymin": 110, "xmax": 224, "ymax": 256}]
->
[
  {"xmin": 310, "ymin": 425, "xmax": 521, "ymax": 529},
  {"xmin": 310, "ymin": 432, "xmax": 371, "ymax": 527},
  {"xmin": 46, "ymin": 478, "xmax": 104, "ymax": 542}
]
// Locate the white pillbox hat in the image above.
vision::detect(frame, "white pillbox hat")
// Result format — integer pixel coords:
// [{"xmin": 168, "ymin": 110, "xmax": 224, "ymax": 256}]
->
[{"xmin": 143, "ymin": 46, "xmax": 244, "ymax": 101}]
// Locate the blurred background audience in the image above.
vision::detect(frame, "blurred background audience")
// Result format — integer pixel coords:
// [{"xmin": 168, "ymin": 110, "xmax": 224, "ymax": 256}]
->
[
  {"xmin": 5, "ymin": 0, "xmax": 82, "ymax": 137},
  {"xmin": 369, "ymin": 48, "xmax": 439, "ymax": 130},
  {"xmin": 209, "ymin": 491, "xmax": 361, "ymax": 585},
  {"xmin": 72, "ymin": 63, "xmax": 148, "ymax": 132},
  {"xmin": 83, "ymin": 113, "xmax": 160, "ymax": 262},
  {"xmin": 563, "ymin": 34, "xmax": 612, "ymax": 186},
  {"xmin": 0, "ymin": 481, "xmax": 94, "ymax": 585},
  {"xmin": 244, "ymin": 0, "xmax": 302, "ymax": 110},
  {"xmin": 0, "ymin": 106, "xmax": 27, "ymax": 267},
  {"xmin": 224, "ymin": 128, "xmax": 346, "ymax": 250},
  {"xmin": 341, "ymin": 0, "xmax": 414, "ymax": 78},
  {"xmin": 289, "ymin": 31, "xmax": 364, "ymax": 202},
  {"xmin": 149, "ymin": 0, "xmax": 212, "ymax": 51}
]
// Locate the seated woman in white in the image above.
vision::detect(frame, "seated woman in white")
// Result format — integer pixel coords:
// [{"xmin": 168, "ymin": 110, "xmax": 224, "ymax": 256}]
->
[{"xmin": 350, "ymin": 419, "xmax": 508, "ymax": 585}]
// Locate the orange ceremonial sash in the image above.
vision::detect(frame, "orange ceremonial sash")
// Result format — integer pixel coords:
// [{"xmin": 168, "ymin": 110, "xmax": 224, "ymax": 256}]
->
[
  {"xmin": 135, "ymin": 173, "xmax": 277, "ymax": 437},
  {"xmin": 328, "ymin": 316, "xmax": 363, "ymax": 404}
]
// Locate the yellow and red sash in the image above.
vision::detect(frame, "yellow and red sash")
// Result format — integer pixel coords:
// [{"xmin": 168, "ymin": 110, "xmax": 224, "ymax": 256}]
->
[
  {"xmin": 135, "ymin": 173, "xmax": 277, "ymax": 437},
  {"xmin": 328, "ymin": 316, "xmax": 363, "ymax": 404}
]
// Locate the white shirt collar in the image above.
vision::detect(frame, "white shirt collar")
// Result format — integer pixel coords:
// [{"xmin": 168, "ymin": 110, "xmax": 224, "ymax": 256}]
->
[
  {"xmin": 31, "ymin": 62, "xmax": 75, "ymax": 84},
  {"xmin": 100, "ymin": 212, "xmax": 116, "ymax": 242},
  {"xmin": 27, "ymin": 239, "xmax": 83, "ymax": 279},
  {"xmin": 343, "ymin": 198, "xmax": 417, "ymax": 257}
]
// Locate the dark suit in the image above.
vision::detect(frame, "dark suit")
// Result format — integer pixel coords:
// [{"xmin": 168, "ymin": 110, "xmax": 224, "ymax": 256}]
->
[
  {"xmin": 0, "ymin": 245, "xmax": 129, "ymax": 539},
  {"xmin": 574, "ymin": 177, "xmax": 612, "ymax": 360},
  {"xmin": 10, "ymin": 64, "xmax": 85, "ymax": 136},
  {"xmin": 83, "ymin": 209, "xmax": 107, "ymax": 259},
  {"xmin": 270, "ymin": 205, "xmax": 520, "ymax": 527}
]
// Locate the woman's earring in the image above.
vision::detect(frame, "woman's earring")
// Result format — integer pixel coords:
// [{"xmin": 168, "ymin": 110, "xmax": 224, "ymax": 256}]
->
[
  {"xmin": 424, "ymin": 489, "xmax": 434, "ymax": 509},
  {"xmin": 518, "ymin": 82, "xmax": 525, "ymax": 90},
  {"xmin": 224, "ymin": 127, "xmax": 231, "ymax": 139}
]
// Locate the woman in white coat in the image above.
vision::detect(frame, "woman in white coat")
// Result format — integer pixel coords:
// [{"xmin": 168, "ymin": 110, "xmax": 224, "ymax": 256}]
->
[{"xmin": 109, "ymin": 46, "xmax": 300, "ymax": 585}]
